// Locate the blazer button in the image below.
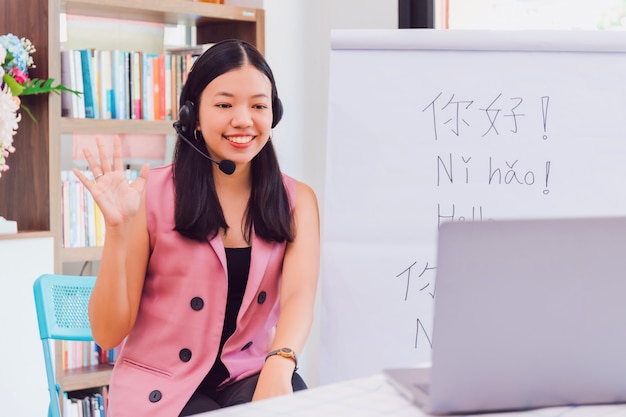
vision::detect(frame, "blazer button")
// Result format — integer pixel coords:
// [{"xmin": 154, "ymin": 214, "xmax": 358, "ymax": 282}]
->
[
  {"xmin": 241, "ymin": 341, "xmax": 253, "ymax": 351},
  {"xmin": 149, "ymin": 390, "xmax": 162, "ymax": 403},
  {"xmin": 179, "ymin": 348, "xmax": 192, "ymax": 362},
  {"xmin": 190, "ymin": 297, "xmax": 204, "ymax": 311},
  {"xmin": 257, "ymin": 291, "xmax": 267, "ymax": 304}
]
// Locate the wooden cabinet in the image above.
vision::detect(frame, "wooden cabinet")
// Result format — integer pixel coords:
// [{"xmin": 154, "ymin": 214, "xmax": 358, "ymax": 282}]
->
[{"xmin": 1, "ymin": 0, "xmax": 264, "ymax": 407}]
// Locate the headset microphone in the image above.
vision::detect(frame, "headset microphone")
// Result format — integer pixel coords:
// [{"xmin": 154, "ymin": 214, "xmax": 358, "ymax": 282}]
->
[{"xmin": 173, "ymin": 121, "xmax": 236, "ymax": 175}]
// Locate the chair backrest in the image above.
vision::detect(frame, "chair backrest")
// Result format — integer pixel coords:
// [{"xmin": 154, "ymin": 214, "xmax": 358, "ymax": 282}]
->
[
  {"xmin": 34, "ymin": 274, "xmax": 96, "ymax": 341},
  {"xmin": 33, "ymin": 274, "xmax": 97, "ymax": 417}
]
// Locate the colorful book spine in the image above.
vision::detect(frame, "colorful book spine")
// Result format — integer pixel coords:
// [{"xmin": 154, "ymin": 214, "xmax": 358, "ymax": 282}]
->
[
  {"xmin": 60, "ymin": 50, "xmax": 73, "ymax": 117},
  {"xmin": 61, "ymin": 170, "xmax": 71, "ymax": 248},
  {"xmin": 130, "ymin": 51, "xmax": 142, "ymax": 120},
  {"xmin": 60, "ymin": 47, "xmax": 193, "ymax": 121},
  {"xmin": 99, "ymin": 50, "xmax": 113, "ymax": 119},
  {"xmin": 141, "ymin": 53, "xmax": 155, "ymax": 120},
  {"xmin": 111, "ymin": 50, "xmax": 128, "ymax": 120},
  {"xmin": 165, "ymin": 53, "xmax": 172, "ymax": 121},
  {"xmin": 80, "ymin": 50, "xmax": 96, "ymax": 118},
  {"xmin": 124, "ymin": 51, "xmax": 131, "ymax": 120},
  {"xmin": 152, "ymin": 54, "xmax": 162, "ymax": 121},
  {"xmin": 71, "ymin": 50, "xmax": 86, "ymax": 118},
  {"xmin": 91, "ymin": 49, "xmax": 101, "ymax": 119}
]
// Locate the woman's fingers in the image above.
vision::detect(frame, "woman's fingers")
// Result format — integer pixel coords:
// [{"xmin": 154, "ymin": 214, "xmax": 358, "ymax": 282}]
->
[
  {"xmin": 72, "ymin": 167, "xmax": 97, "ymax": 194},
  {"xmin": 96, "ymin": 136, "xmax": 112, "ymax": 173},
  {"xmin": 112, "ymin": 135, "xmax": 125, "ymax": 172},
  {"xmin": 82, "ymin": 146, "xmax": 104, "ymax": 178},
  {"xmin": 83, "ymin": 136, "xmax": 124, "ymax": 179}
]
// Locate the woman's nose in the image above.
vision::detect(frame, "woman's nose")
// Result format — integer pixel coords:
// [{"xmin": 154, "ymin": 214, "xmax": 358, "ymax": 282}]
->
[{"xmin": 231, "ymin": 106, "xmax": 253, "ymax": 128}]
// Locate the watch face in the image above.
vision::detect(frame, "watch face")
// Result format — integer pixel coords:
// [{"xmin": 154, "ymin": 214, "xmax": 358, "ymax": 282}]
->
[
  {"xmin": 276, "ymin": 348, "xmax": 296, "ymax": 360},
  {"xmin": 267, "ymin": 348, "xmax": 298, "ymax": 370}
]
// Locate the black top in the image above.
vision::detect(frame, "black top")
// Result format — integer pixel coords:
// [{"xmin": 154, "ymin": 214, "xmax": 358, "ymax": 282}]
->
[{"xmin": 196, "ymin": 246, "xmax": 251, "ymax": 392}]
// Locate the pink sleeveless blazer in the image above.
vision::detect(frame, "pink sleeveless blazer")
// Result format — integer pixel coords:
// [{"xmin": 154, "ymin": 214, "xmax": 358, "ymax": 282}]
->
[{"xmin": 106, "ymin": 165, "xmax": 297, "ymax": 416}]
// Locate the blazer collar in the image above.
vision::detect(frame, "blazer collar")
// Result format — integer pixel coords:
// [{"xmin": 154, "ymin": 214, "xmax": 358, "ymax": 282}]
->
[{"xmin": 208, "ymin": 229, "xmax": 275, "ymax": 308}]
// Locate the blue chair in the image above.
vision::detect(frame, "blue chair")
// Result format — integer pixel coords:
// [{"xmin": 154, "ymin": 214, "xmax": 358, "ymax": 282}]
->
[{"xmin": 33, "ymin": 274, "xmax": 97, "ymax": 417}]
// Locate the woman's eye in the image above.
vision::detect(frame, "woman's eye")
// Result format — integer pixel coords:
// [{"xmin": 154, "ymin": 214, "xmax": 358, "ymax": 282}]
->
[
  {"xmin": 216, "ymin": 103, "xmax": 231, "ymax": 109},
  {"xmin": 253, "ymin": 104, "xmax": 268, "ymax": 110}
]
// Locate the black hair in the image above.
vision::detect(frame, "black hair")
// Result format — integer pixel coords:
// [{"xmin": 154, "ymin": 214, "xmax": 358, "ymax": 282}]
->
[{"xmin": 172, "ymin": 39, "xmax": 293, "ymax": 244}]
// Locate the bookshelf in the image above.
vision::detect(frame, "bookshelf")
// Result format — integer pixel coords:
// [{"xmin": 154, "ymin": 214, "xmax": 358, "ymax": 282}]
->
[{"xmin": 2, "ymin": 0, "xmax": 265, "ymax": 409}]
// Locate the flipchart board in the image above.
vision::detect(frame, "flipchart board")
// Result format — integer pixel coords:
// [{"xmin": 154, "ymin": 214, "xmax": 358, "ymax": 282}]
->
[{"xmin": 321, "ymin": 29, "xmax": 626, "ymax": 384}]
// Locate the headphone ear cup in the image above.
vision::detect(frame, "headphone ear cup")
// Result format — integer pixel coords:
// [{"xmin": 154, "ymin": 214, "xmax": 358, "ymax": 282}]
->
[
  {"xmin": 272, "ymin": 97, "xmax": 283, "ymax": 128},
  {"xmin": 178, "ymin": 100, "xmax": 196, "ymax": 134}
]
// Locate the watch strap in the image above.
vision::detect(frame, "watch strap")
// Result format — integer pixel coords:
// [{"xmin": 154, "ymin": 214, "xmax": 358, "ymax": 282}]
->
[{"xmin": 265, "ymin": 347, "xmax": 298, "ymax": 371}]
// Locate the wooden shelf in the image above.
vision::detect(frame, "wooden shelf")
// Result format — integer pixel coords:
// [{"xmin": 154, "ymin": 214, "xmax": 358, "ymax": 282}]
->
[
  {"xmin": 0, "ymin": 231, "xmax": 53, "ymax": 241},
  {"xmin": 62, "ymin": 0, "xmax": 265, "ymax": 53},
  {"xmin": 60, "ymin": 118, "xmax": 175, "ymax": 135},
  {"xmin": 61, "ymin": 363, "xmax": 114, "ymax": 392},
  {"xmin": 60, "ymin": 246, "xmax": 103, "ymax": 263},
  {"xmin": 63, "ymin": 0, "xmax": 260, "ymax": 24}
]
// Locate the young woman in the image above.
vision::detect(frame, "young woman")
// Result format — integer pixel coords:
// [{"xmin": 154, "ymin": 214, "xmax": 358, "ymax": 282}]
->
[{"xmin": 74, "ymin": 39, "xmax": 320, "ymax": 416}]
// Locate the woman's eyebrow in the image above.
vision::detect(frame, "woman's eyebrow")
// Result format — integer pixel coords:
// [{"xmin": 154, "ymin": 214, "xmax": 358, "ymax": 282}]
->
[{"xmin": 214, "ymin": 92, "xmax": 270, "ymax": 99}]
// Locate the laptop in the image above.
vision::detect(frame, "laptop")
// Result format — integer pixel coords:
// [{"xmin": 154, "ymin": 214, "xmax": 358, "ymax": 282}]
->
[{"xmin": 385, "ymin": 216, "xmax": 626, "ymax": 414}]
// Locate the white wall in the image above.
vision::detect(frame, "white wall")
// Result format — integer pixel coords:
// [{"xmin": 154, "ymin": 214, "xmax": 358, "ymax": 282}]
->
[{"xmin": 262, "ymin": 0, "xmax": 398, "ymax": 387}]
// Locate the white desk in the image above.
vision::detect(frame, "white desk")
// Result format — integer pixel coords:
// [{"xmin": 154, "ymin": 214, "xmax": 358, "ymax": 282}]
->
[{"xmin": 194, "ymin": 374, "xmax": 626, "ymax": 417}]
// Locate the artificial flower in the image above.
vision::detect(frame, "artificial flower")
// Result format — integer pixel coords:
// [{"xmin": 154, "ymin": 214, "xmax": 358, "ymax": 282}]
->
[
  {"xmin": 0, "ymin": 84, "xmax": 20, "ymax": 176},
  {"xmin": 0, "ymin": 33, "xmax": 79, "ymax": 176}
]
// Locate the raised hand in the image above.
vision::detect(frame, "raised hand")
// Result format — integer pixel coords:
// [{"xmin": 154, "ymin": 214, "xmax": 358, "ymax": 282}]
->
[{"xmin": 73, "ymin": 136, "xmax": 149, "ymax": 227}]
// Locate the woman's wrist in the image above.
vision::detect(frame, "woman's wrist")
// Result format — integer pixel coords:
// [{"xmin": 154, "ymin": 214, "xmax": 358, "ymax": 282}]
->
[{"xmin": 265, "ymin": 347, "xmax": 298, "ymax": 371}]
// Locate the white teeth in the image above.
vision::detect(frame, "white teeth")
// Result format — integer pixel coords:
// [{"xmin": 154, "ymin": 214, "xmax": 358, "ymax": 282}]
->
[{"xmin": 227, "ymin": 136, "xmax": 253, "ymax": 144}]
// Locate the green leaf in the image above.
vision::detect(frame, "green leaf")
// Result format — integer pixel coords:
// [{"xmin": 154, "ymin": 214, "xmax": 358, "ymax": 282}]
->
[
  {"xmin": 3, "ymin": 73, "xmax": 24, "ymax": 96},
  {"xmin": 19, "ymin": 103, "xmax": 36, "ymax": 123},
  {"xmin": 19, "ymin": 78, "xmax": 82, "ymax": 97},
  {"xmin": 3, "ymin": 50, "xmax": 15, "ymax": 66}
]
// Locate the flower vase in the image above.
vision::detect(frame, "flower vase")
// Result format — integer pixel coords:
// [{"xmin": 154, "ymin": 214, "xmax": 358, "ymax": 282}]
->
[{"xmin": 0, "ymin": 216, "xmax": 17, "ymax": 234}]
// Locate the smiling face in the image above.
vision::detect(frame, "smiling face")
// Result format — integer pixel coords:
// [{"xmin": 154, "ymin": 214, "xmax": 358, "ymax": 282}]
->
[{"xmin": 196, "ymin": 63, "xmax": 274, "ymax": 172}]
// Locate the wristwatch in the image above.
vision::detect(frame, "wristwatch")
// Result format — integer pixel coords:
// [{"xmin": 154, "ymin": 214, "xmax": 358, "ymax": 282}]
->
[{"xmin": 265, "ymin": 347, "xmax": 298, "ymax": 371}]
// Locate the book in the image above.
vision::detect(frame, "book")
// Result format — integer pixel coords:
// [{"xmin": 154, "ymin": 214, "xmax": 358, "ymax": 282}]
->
[
  {"xmin": 141, "ymin": 53, "xmax": 155, "ymax": 120},
  {"xmin": 81, "ymin": 395, "xmax": 90, "ymax": 417},
  {"xmin": 111, "ymin": 50, "xmax": 128, "ymax": 119},
  {"xmin": 70, "ymin": 50, "xmax": 86, "ymax": 118},
  {"xmin": 165, "ymin": 54, "xmax": 172, "ymax": 120},
  {"xmin": 87, "ymin": 191, "xmax": 96, "ymax": 247},
  {"xmin": 61, "ymin": 170, "xmax": 71, "ymax": 247},
  {"xmin": 68, "ymin": 172, "xmax": 78, "ymax": 248},
  {"xmin": 60, "ymin": 50, "xmax": 73, "ymax": 117},
  {"xmin": 101, "ymin": 387, "xmax": 109, "ymax": 415},
  {"xmin": 94, "ymin": 393, "xmax": 104, "ymax": 417},
  {"xmin": 79, "ymin": 49, "xmax": 96, "ymax": 118},
  {"xmin": 91, "ymin": 49, "xmax": 101, "ymax": 118},
  {"xmin": 152, "ymin": 54, "xmax": 162, "ymax": 120},
  {"xmin": 171, "ymin": 54, "xmax": 180, "ymax": 118},
  {"xmin": 77, "ymin": 178, "xmax": 85, "ymax": 247},
  {"xmin": 130, "ymin": 51, "xmax": 142, "ymax": 120},
  {"xmin": 165, "ymin": 43, "xmax": 214, "ymax": 56},
  {"xmin": 98, "ymin": 50, "xmax": 113, "ymax": 119},
  {"xmin": 124, "ymin": 51, "xmax": 131, "ymax": 120}
]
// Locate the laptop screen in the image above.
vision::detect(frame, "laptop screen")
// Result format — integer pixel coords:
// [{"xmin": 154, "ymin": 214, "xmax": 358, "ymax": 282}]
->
[{"xmin": 428, "ymin": 217, "xmax": 626, "ymax": 414}]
